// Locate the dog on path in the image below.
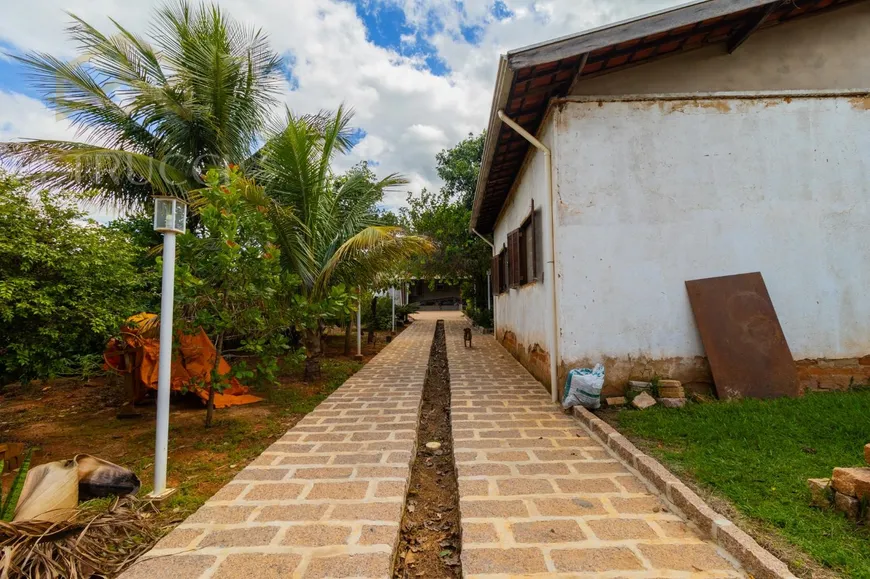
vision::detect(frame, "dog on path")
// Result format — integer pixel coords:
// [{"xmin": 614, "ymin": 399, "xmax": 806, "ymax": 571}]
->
[{"xmin": 463, "ymin": 327, "xmax": 473, "ymax": 348}]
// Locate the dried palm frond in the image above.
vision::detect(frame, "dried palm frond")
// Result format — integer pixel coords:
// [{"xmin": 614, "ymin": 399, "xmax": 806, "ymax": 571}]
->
[{"xmin": 0, "ymin": 498, "xmax": 173, "ymax": 579}]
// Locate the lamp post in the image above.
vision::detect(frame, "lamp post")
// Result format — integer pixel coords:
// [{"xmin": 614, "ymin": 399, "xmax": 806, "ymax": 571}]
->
[
  {"xmin": 149, "ymin": 196, "xmax": 186, "ymax": 501},
  {"xmin": 391, "ymin": 287, "xmax": 396, "ymax": 334}
]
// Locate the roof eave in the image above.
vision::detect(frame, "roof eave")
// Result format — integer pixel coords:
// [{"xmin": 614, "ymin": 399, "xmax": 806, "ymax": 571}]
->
[
  {"xmin": 470, "ymin": 55, "xmax": 513, "ymax": 234},
  {"xmin": 506, "ymin": 0, "xmax": 773, "ymax": 69}
]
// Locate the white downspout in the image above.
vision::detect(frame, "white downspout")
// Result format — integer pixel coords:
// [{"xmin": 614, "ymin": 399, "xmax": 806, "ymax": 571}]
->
[{"xmin": 496, "ymin": 110, "xmax": 561, "ymax": 405}]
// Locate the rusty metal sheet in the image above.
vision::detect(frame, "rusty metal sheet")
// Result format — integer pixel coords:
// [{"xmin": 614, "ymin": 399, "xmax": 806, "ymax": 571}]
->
[{"xmin": 685, "ymin": 272, "xmax": 799, "ymax": 400}]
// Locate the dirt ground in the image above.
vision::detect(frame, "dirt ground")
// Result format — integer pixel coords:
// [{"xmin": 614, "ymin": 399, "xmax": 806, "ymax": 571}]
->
[
  {"xmin": 393, "ymin": 321, "xmax": 462, "ymax": 578},
  {"xmin": 0, "ymin": 327, "xmax": 401, "ymax": 518}
]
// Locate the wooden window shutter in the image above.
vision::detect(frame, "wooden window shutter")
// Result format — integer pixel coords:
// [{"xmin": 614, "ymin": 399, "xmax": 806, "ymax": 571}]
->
[
  {"xmin": 508, "ymin": 230, "xmax": 520, "ymax": 287},
  {"xmin": 518, "ymin": 227, "xmax": 528, "ymax": 285},
  {"xmin": 491, "ymin": 254, "xmax": 499, "ymax": 295},
  {"xmin": 530, "ymin": 199, "xmax": 537, "ymax": 281}
]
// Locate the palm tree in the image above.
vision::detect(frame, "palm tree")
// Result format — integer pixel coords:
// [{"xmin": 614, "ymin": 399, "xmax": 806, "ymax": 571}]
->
[
  {"xmin": 0, "ymin": 1, "xmax": 282, "ymax": 213},
  {"xmin": 244, "ymin": 106, "xmax": 432, "ymax": 380}
]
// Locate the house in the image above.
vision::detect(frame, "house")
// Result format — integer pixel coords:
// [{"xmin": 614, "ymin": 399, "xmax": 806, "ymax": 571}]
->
[{"xmin": 470, "ymin": 0, "xmax": 870, "ymax": 398}]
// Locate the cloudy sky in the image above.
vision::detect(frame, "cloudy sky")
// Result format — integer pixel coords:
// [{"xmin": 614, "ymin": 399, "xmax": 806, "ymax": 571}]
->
[{"xmin": 0, "ymin": 0, "xmax": 678, "ymax": 212}]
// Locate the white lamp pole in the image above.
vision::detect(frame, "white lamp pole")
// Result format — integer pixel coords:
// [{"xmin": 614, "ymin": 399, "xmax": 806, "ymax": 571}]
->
[
  {"xmin": 356, "ymin": 286, "xmax": 362, "ymax": 359},
  {"xmin": 150, "ymin": 197, "xmax": 186, "ymax": 501},
  {"xmin": 391, "ymin": 287, "xmax": 396, "ymax": 334}
]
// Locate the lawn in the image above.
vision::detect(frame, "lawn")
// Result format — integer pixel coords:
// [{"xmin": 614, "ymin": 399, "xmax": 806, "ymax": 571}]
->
[{"xmin": 613, "ymin": 389, "xmax": 870, "ymax": 579}]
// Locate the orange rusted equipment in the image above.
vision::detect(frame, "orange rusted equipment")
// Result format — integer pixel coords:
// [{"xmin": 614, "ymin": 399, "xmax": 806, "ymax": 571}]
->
[{"xmin": 104, "ymin": 313, "xmax": 262, "ymax": 408}]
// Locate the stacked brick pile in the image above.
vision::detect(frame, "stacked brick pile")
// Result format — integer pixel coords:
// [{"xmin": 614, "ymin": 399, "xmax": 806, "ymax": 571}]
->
[{"xmin": 808, "ymin": 444, "xmax": 870, "ymax": 521}]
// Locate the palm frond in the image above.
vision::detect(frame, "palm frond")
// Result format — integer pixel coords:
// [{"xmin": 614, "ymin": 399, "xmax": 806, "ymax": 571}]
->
[{"xmin": 314, "ymin": 226, "xmax": 433, "ymax": 297}]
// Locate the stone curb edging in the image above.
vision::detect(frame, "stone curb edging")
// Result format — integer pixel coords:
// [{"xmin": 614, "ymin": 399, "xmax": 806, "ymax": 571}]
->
[{"xmin": 571, "ymin": 406, "xmax": 798, "ymax": 579}]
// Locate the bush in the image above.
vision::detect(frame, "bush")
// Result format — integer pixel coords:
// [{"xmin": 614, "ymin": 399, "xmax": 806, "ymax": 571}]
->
[
  {"xmin": 465, "ymin": 301, "xmax": 493, "ymax": 329},
  {"xmin": 0, "ymin": 175, "xmax": 146, "ymax": 383}
]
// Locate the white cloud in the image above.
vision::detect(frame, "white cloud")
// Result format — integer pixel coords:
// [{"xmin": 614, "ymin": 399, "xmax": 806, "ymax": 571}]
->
[{"xmin": 0, "ymin": 0, "xmax": 682, "ymax": 214}]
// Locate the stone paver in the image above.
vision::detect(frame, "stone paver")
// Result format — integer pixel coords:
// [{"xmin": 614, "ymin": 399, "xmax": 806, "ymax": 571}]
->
[
  {"xmin": 121, "ymin": 321, "xmax": 434, "ymax": 579},
  {"xmin": 445, "ymin": 319, "xmax": 746, "ymax": 579}
]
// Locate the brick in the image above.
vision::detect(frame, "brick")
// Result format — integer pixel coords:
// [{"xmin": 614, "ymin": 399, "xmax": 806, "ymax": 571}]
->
[
  {"xmin": 497, "ymin": 477, "xmax": 556, "ymax": 495},
  {"xmin": 207, "ymin": 483, "xmax": 247, "ymax": 502},
  {"xmin": 486, "ymin": 450, "xmax": 530, "ymax": 462},
  {"xmin": 587, "ymin": 518, "xmax": 657, "ymax": 540},
  {"xmin": 212, "ymin": 554, "xmax": 302, "ymax": 579},
  {"xmin": 277, "ymin": 455, "xmax": 332, "ymax": 465},
  {"xmin": 668, "ymin": 483, "xmax": 721, "ymax": 537},
  {"xmin": 512, "ymin": 520, "xmax": 586, "ymax": 543},
  {"xmin": 291, "ymin": 467, "xmax": 354, "ymax": 479},
  {"xmin": 715, "ymin": 522, "xmax": 797, "ymax": 579},
  {"xmin": 655, "ymin": 520, "xmax": 695, "ymax": 538},
  {"xmin": 461, "ymin": 548, "xmax": 548, "ymax": 575},
  {"xmin": 460, "ymin": 499, "xmax": 529, "ymax": 518},
  {"xmin": 330, "ymin": 501, "xmax": 403, "ymax": 521},
  {"xmin": 865, "ymin": 444, "xmax": 870, "ymax": 465},
  {"xmin": 256, "ymin": 504, "xmax": 328, "ymax": 522},
  {"xmin": 306, "ymin": 481, "xmax": 369, "ymax": 500},
  {"xmin": 834, "ymin": 491, "xmax": 860, "ymax": 519},
  {"xmin": 357, "ymin": 524, "xmax": 399, "ymax": 546},
  {"xmin": 243, "ymin": 483, "xmax": 306, "ymax": 501},
  {"xmin": 461, "ymin": 522, "xmax": 499, "ymax": 543},
  {"xmin": 632, "ymin": 392, "xmax": 657, "ymax": 409},
  {"xmin": 831, "ymin": 467, "xmax": 870, "ymax": 499},
  {"xmin": 554, "ymin": 477, "xmax": 619, "ymax": 494},
  {"xmin": 639, "ymin": 543, "xmax": 734, "ymax": 572},
  {"xmin": 807, "ymin": 478, "xmax": 832, "ymax": 508},
  {"xmin": 199, "ymin": 526, "xmax": 279, "ymax": 548},
  {"xmin": 605, "ymin": 396, "xmax": 627, "ymax": 406},
  {"xmin": 186, "ymin": 505, "xmax": 255, "ymax": 524},
  {"xmin": 305, "ymin": 553, "xmax": 392, "ymax": 578},
  {"xmin": 121, "ymin": 555, "xmax": 216, "ymax": 579},
  {"xmin": 460, "ymin": 463, "xmax": 512, "ymax": 476},
  {"xmin": 571, "ymin": 461, "xmax": 627, "ymax": 474},
  {"xmin": 534, "ymin": 497, "xmax": 607, "ymax": 516},
  {"xmin": 551, "ymin": 547, "xmax": 645, "ymax": 572},
  {"xmin": 234, "ymin": 468, "xmax": 290, "ymax": 481},
  {"xmin": 153, "ymin": 528, "xmax": 204, "ymax": 550},
  {"xmin": 635, "ymin": 455, "xmax": 681, "ymax": 495},
  {"xmin": 458, "ymin": 478, "xmax": 489, "ymax": 496},
  {"xmin": 611, "ymin": 496, "xmax": 668, "ymax": 514},
  {"xmin": 282, "ymin": 524, "xmax": 351, "ymax": 546},
  {"xmin": 516, "ymin": 462, "xmax": 571, "ymax": 475}
]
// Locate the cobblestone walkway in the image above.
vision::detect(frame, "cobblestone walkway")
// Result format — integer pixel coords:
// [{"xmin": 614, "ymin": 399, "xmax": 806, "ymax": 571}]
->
[
  {"xmin": 122, "ymin": 320, "xmax": 434, "ymax": 579},
  {"xmin": 445, "ymin": 319, "xmax": 747, "ymax": 578}
]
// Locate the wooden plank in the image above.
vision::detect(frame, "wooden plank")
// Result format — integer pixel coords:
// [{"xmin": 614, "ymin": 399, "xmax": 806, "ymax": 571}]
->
[
  {"xmin": 685, "ymin": 272, "xmax": 799, "ymax": 400},
  {"xmin": 727, "ymin": 1, "xmax": 781, "ymax": 52}
]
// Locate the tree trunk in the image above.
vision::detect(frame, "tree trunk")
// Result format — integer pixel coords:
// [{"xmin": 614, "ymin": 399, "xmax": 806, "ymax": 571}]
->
[
  {"xmin": 344, "ymin": 313, "xmax": 352, "ymax": 356},
  {"xmin": 303, "ymin": 327, "xmax": 323, "ymax": 382},
  {"xmin": 367, "ymin": 296, "xmax": 378, "ymax": 344},
  {"xmin": 205, "ymin": 333, "xmax": 224, "ymax": 428}
]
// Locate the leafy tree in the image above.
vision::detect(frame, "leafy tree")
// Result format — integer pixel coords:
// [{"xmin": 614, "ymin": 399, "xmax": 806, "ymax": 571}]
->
[
  {"xmin": 435, "ymin": 131, "xmax": 485, "ymax": 208},
  {"xmin": 175, "ymin": 167, "xmax": 290, "ymax": 425},
  {"xmin": 0, "ymin": 1, "xmax": 282, "ymax": 213},
  {"xmin": 402, "ymin": 131, "xmax": 491, "ymax": 315},
  {"xmin": 246, "ymin": 106, "xmax": 432, "ymax": 379},
  {"xmin": 0, "ymin": 172, "xmax": 145, "ymax": 383}
]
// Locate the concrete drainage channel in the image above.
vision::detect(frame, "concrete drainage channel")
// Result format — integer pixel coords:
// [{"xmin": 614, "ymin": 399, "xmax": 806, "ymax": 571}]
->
[{"xmin": 392, "ymin": 320, "xmax": 462, "ymax": 578}]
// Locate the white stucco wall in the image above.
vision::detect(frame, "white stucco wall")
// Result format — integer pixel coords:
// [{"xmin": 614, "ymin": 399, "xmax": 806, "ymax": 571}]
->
[
  {"xmin": 493, "ymin": 117, "xmax": 554, "ymax": 361},
  {"xmin": 572, "ymin": 2, "xmax": 870, "ymax": 96},
  {"xmin": 553, "ymin": 96, "xmax": 870, "ymax": 366}
]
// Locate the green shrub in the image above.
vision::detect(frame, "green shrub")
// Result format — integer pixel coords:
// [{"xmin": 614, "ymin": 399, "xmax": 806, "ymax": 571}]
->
[{"xmin": 0, "ymin": 174, "xmax": 147, "ymax": 383}]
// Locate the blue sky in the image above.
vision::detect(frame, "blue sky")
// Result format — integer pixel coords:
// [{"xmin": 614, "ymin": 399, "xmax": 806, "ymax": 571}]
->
[{"xmin": 0, "ymin": 0, "xmax": 675, "ymax": 210}]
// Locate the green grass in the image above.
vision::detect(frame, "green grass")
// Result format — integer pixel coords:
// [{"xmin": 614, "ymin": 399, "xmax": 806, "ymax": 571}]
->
[{"xmin": 616, "ymin": 390, "xmax": 870, "ymax": 578}]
